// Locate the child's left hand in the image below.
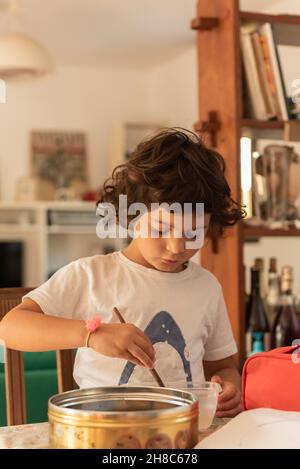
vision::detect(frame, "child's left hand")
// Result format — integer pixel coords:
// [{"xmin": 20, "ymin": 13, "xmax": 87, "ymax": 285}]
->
[{"xmin": 211, "ymin": 375, "xmax": 243, "ymax": 418}]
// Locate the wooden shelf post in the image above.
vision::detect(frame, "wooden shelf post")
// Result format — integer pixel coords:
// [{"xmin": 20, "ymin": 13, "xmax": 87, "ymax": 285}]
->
[{"xmin": 194, "ymin": 0, "xmax": 245, "ymax": 363}]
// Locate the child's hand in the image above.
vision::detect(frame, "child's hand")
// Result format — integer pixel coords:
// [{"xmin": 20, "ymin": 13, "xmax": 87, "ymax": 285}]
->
[
  {"xmin": 88, "ymin": 323, "xmax": 155, "ymax": 369},
  {"xmin": 211, "ymin": 375, "xmax": 243, "ymax": 418}
]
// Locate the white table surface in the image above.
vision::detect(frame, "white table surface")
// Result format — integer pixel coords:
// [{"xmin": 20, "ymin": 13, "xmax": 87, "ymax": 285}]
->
[{"xmin": 0, "ymin": 418, "xmax": 230, "ymax": 449}]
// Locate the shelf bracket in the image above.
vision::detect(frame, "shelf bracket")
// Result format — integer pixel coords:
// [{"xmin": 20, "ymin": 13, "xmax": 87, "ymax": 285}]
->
[
  {"xmin": 195, "ymin": 111, "xmax": 221, "ymax": 148},
  {"xmin": 191, "ymin": 17, "xmax": 219, "ymax": 31}
]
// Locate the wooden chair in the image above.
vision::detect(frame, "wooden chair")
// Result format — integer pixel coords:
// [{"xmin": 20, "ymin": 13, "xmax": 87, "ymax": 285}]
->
[{"xmin": 0, "ymin": 287, "xmax": 76, "ymax": 426}]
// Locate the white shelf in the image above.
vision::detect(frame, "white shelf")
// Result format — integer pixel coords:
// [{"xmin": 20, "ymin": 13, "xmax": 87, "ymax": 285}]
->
[
  {"xmin": 47, "ymin": 225, "xmax": 97, "ymax": 235},
  {"xmin": 0, "ymin": 224, "xmax": 39, "ymax": 233},
  {"xmin": 0, "ymin": 201, "xmax": 96, "ymax": 210},
  {"xmin": 0, "ymin": 201, "xmax": 119, "ymax": 286}
]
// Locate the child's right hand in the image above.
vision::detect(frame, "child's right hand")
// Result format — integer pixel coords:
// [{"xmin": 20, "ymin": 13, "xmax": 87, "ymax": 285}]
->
[{"xmin": 88, "ymin": 323, "xmax": 155, "ymax": 369}]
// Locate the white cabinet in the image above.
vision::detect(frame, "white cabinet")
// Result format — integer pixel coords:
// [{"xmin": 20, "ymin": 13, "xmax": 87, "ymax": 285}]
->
[{"xmin": 0, "ymin": 201, "xmax": 124, "ymax": 286}]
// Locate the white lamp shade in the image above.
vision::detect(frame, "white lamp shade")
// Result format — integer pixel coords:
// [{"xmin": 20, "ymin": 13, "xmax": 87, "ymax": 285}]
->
[{"xmin": 0, "ymin": 32, "xmax": 53, "ymax": 80}]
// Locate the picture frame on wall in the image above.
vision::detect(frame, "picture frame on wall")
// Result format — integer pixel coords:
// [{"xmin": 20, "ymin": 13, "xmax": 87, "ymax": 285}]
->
[{"xmin": 30, "ymin": 130, "xmax": 89, "ymax": 199}]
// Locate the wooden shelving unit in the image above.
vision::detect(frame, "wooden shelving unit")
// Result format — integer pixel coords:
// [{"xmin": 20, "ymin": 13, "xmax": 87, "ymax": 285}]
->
[
  {"xmin": 241, "ymin": 119, "xmax": 285, "ymax": 130},
  {"xmin": 239, "ymin": 11, "xmax": 300, "ymax": 25},
  {"xmin": 243, "ymin": 224, "xmax": 300, "ymax": 240},
  {"xmin": 192, "ymin": 0, "xmax": 300, "ymax": 364},
  {"xmin": 240, "ymin": 11, "xmax": 300, "ymax": 47}
]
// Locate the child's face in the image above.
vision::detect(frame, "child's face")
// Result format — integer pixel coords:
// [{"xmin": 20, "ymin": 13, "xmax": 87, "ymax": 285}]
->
[{"xmin": 132, "ymin": 209, "xmax": 211, "ymax": 273}]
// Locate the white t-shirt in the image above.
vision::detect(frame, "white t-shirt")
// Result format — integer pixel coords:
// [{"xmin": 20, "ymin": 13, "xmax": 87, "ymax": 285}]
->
[{"xmin": 24, "ymin": 251, "xmax": 237, "ymax": 389}]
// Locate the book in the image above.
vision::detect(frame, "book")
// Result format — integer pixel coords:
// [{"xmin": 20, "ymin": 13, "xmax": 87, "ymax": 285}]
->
[
  {"xmin": 251, "ymin": 31, "xmax": 277, "ymax": 119},
  {"xmin": 240, "ymin": 29, "xmax": 269, "ymax": 120},
  {"xmin": 256, "ymin": 31, "xmax": 282, "ymax": 119},
  {"xmin": 259, "ymin": 23, "xmax": 290, "ymax": 121}
]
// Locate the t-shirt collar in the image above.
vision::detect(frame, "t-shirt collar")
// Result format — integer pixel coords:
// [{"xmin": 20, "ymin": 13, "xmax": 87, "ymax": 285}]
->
[{"xmin": 116, "ymin": 250, "xmax": 194, "ymax": 280}]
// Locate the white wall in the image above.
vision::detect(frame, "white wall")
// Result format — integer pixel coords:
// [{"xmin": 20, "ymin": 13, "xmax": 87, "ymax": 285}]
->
[
  {"xmin": 0, "ymin": 65, "xmax": 149, "ymax": 200},
  {"xmin": 0, "ymin": 46, "xmax": 198, "ymax": 201},
  {"xmin": 146, "ymin": 46, "xmax": 197, "ymax": 130}
]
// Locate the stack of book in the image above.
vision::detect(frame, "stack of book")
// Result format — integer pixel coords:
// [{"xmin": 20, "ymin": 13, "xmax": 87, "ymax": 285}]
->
[{"xmin": 241, "ymin": 23, "xmax": 291, "ymax": 121}]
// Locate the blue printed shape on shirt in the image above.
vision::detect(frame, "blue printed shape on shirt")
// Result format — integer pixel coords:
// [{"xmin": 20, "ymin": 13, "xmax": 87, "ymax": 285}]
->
[{"xmin": 118, "ymin": 310, "xmax": 192, "ymax": 385}]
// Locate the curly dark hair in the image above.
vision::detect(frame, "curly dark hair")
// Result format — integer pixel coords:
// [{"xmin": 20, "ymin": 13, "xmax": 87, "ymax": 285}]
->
[{"xmin": 98, "ymin": 128, "xmax": 246, "ymax": 238}]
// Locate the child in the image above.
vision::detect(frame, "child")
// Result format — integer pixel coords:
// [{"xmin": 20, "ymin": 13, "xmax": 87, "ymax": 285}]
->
[{"xmin": 0, "ymin": 128, "xmax": 245, "ymax": 417}]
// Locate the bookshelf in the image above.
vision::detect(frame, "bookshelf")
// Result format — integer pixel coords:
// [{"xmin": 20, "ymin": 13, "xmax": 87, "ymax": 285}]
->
[
  {"xmin": 192, "ymin": 0, "xmax": 300, "ymax": 364},
  {"xmin": 243, "ymin": 226, "xmax": 300, "ymax": 240},
  {"xmin": 241, "ymin": 119, "xmax": 284, "ymax": 129},
  {"xmin": 240, "ymin": 12, "xmax": 300, "ymax": 48}
]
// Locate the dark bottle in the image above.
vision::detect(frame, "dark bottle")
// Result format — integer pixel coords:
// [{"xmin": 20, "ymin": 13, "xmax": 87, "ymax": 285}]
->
[
  {"xmin": 272, "ymin": 266, "xmax": 300, "ymax": 348},
  {"xmin": 266, "ymin": 257, "xmax": 280, "ymax": 329},
  {"xmin": 243, "ymin": 264, "xmax": 249, "ymax": 306},
  {"xmin": 246, "ymin": 267, "xmax": 271, "ymax": 357}
]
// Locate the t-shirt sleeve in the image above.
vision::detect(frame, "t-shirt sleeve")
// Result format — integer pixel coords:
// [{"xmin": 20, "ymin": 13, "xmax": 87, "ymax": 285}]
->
[
  {"xmin": 23, "ymin": 261, "xmax": 89, "ymax": 320},
  {"xmin": 203, "ymin": 286, "xmax": 238, "ymax": 361}
]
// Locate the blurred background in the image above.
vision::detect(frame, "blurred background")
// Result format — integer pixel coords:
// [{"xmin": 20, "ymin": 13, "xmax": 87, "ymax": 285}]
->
[
  {"xmin": 0, "ymin": 0, "xmax": 199, "ymax": 287},
  {"xmin": 1, "ymin": 0, "xmax": 300, "ymax": 424},
  {"xmin": 0, "ymin": 0, "xmax": 299, "ymax": 287}
]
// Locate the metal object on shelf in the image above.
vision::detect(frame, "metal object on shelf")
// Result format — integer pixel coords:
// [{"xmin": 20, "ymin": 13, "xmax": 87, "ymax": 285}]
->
[
  {"xmin": 249, "ymin": 144, "xmax": 300, "ymax": 229},
  {"xmin": 263, "ymin": 144, "xmax": 297, "ymax": 227}
]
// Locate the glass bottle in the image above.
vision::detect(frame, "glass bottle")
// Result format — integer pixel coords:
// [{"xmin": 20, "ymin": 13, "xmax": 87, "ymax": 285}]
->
[
  {"xmin": 265, "ymin": 257, "xmax": 280, "ymax": 329},
  {"xmin": 272, "ymin": 266, "xmax": 300, "ymax": 348},
  {"xmin": 253, "ymin": 257, "xmax": 267, "ymax": 300},
  {"xmin": 246, "ymin": 267, "xmax": 271, "ymax": 357}
]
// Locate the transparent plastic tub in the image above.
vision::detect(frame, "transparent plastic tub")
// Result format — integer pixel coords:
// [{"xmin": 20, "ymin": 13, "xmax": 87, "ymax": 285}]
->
[{"xmin": 163, "ymin": 380, "xmax": 221, "ymax": 431}]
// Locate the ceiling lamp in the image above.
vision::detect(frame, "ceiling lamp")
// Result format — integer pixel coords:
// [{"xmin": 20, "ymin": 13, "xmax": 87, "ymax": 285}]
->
[
  {"xmin": 0, "ymin": 1, "xmax": 53, "ymax": 80},
  {"xmin": 0, "ymin": 32, "xmax": 52, "ymax": 80}
]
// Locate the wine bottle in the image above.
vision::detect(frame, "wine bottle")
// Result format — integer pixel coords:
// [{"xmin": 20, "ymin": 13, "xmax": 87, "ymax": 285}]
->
[
  {"xmin": 243, "ymin": 264, "xmax": 250, "ymax": 306},
  {"xmin": 295, "ymin": 287, "xmax": 300, "ymax": 321},
  {"xmin": 272, "ymin": 266, "xmax": 300, "ymax": 348},
  {"xmin": 266, "ymin": 257, "xmax": 280, "ymax": 329},
  {"xmin": 253, "ymin": 257, "xmax": 267, "ymax": 299},
  {"xmin": 246, "ymin": 267, "xmax": 271, "ymax": 357}
]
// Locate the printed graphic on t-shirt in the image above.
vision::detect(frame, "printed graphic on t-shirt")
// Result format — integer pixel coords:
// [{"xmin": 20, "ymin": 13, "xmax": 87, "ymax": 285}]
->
[{"xmin": 118, "ymin": 310, "xmax": 192, "ymax": 385}]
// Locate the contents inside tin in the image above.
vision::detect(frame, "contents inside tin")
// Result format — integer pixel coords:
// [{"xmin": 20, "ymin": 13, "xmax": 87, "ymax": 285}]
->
[
  {"xmin": 64, "ymin": 398, "xmax": 178, "ymax": 412},
  {"xmin": 50, "ymin": 387, "xmax": 196, "ymax": 414}
]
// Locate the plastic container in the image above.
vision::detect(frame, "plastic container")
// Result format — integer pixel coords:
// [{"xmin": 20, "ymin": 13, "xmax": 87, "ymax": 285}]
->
[{"xmin": 164, "ymin": 380, "xmax": 221, "ymax": 430}]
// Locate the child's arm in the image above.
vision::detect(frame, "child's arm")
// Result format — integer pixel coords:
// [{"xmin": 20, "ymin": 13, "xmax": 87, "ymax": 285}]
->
[
  {"xmin": 0, "ymin": 299, "xmax": 155, "ymax": 369},
  {"xmin": 203, "ymin": 356, "xmax": 243, "ymax": 418},
  {"xmin": 204, "ymin": 356, "xmax": 241, "ymax": 389},
  {"xmin": 0, "ymin": 299, "xmax": 87, "ymax": 351}
]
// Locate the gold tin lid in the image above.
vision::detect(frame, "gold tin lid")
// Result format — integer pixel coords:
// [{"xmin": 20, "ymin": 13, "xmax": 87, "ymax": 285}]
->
[{"xmin": 48, "ymin": 386, "xmax": 199, "ymax": 427}]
